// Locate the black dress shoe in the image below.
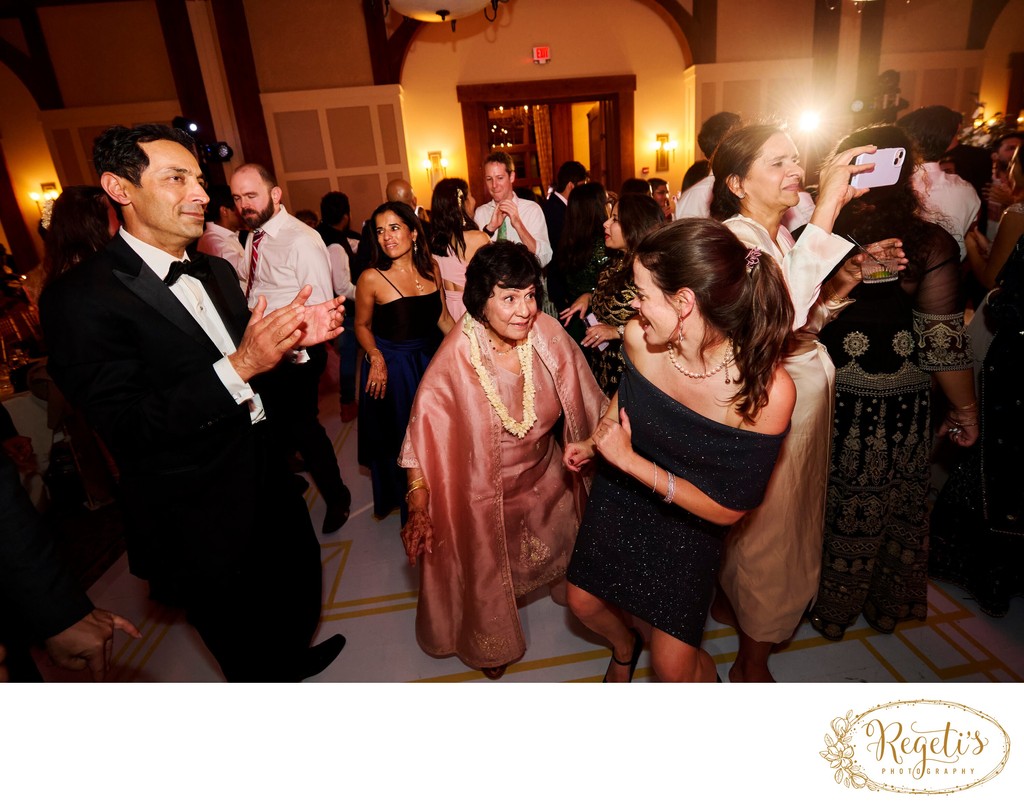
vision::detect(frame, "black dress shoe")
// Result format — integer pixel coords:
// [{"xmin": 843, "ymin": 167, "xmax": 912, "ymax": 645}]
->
[
  {"xmin": 300, "ymin": 634, "xmax": 346, "ymax": 680},
  {"xmin": 322, "ymin": 486, "xmax": 352, "ymax": 533}
]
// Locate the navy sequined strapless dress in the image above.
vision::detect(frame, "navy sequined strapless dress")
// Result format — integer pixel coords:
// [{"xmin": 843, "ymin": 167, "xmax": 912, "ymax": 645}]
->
[{"xmin": 568, "ymin": 354, "xmax": 788, "ymax": 647}]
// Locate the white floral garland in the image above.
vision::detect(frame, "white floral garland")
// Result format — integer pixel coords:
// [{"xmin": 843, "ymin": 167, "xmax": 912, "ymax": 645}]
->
[{"xmin": 463, "ymin": 314, "xmax": 537, "ymax": 439}]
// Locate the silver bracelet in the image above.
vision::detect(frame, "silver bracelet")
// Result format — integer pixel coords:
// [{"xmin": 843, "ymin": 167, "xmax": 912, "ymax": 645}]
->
[
  {"xmin": 663, "ymin": 471, "xmax": 675, "ymax": 504},
  {"xmin": 651, "ymin": 462, "xmax": 659, "ymax": 494}
]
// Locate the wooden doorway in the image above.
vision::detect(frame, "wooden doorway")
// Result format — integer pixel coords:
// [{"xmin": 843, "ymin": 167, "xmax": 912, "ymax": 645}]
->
[{"xmin": 456, "ymin": 75, "xmax": 636, "ymax": 204}]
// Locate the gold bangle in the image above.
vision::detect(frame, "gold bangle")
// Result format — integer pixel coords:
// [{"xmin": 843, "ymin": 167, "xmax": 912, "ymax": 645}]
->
[{"xmin": 405, "ymin": 479, "xmax": 429, "ymax": 503}]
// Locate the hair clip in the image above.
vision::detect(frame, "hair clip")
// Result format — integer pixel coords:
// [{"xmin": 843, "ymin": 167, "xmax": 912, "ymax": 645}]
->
[{"xmin": 744, "ymin": 246, "xmax": 761, "ymax": 273}]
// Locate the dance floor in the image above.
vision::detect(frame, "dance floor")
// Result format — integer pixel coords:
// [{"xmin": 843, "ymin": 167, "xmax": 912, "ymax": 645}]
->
[{"xmin": 39, "ymin": 358, "xmax": 1024, "ymax": 684}]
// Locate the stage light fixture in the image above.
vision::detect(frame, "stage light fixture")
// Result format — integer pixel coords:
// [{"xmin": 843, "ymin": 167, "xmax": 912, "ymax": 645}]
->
[{"xmin": 172, "ymin": 116, "xmax": 200, "ymax": 134}]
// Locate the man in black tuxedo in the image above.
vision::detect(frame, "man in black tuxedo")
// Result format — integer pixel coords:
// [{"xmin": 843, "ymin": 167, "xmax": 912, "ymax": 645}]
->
[{"xmin": 39, "ymin": 124, "xmax": 347, "ymax": 681}]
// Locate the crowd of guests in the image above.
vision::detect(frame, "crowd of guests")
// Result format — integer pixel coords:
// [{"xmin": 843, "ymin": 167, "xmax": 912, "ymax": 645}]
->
[
  {"xmin": 2, "ymin": 109, "xmax": 1021, "ymax": 682},
  {"xmin": 385, "ymin": 117, "xmax": 1019, "ymax": 683}
]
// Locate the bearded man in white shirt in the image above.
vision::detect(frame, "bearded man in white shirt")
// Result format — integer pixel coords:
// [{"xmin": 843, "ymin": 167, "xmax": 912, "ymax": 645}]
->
[
  {"xmin": 231, "ymin": 163, "xmax": 352, "ymax": 535},
  {"xmin": 472, "ymin": 150, "xmax": 552, "ymax": 267}
]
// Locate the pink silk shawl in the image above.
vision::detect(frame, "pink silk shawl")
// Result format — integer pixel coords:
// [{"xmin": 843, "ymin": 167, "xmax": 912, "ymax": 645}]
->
[{"xmin": 400, "ymin": 312, "xmax": 607, "ymax": 668}]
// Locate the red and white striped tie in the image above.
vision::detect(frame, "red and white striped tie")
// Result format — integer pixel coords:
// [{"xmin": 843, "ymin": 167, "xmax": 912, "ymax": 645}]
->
[{"xmin": 245, "ymin": 229, "xmax": 265, "ymax": 299}]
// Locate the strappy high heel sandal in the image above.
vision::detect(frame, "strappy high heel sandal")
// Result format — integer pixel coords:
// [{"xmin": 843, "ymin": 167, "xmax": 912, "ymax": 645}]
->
[{"xmin": 603, "ymin": 628, "xmax": 644, "ymax": 683}]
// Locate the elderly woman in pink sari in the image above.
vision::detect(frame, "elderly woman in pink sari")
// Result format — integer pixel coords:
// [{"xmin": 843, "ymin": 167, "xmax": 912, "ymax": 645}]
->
[{"xmin": 400, "ymin": 241, "xmax": 606, "ymax": 679}]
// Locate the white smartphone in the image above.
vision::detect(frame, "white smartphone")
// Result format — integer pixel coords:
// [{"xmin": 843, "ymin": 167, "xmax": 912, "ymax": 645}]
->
[
  {"xmin": 585, "ymin": 313, "xmax": 610, "ymax": 352},
  {"xmin": 850, "ymin": 147, "xmax": 906, "ymax": 189}
]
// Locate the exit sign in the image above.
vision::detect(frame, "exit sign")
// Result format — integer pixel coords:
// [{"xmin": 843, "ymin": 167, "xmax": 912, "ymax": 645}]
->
[{"xmin": 533, "ymin": 46, "xmax": 551, "ymax": 65}]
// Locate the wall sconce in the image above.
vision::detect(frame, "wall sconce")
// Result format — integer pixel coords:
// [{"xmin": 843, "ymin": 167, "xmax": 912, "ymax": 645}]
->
[
  {"xmin": 651, "ymin": 134, "xmax": 677, "ymax": 173},
  {"xmin": 423, "ymin": 151, "xmax": 448, "ymax": 190},
  {"xmin": 29, "ymin": 182, "xmax": 60, "ymax": 229}
]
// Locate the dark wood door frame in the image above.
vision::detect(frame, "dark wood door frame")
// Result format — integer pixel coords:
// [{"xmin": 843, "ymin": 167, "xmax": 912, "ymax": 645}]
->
[{"xmin": 456, "ymin": 75, "xmax": 636, "ymax": 204}]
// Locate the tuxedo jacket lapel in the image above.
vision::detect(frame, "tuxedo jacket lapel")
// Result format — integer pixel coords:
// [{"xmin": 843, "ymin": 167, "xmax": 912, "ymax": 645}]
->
[{"xmin": 106, "ymin": 235, "xmax": 223, "ymax": 354}]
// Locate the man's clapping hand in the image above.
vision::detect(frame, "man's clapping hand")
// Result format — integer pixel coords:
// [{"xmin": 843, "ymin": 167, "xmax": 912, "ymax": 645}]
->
[
  {"xmin": 229, "ymin": 286, "xmax": 346, "ymax": 381},
  {"xmin": 296, "ymin": 292, "xmax": 346, "ymax": 346}
]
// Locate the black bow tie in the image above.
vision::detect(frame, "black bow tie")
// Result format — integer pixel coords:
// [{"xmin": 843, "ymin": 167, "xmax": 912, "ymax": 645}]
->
[{"xmin": 164, "ymin": 254, "xmax": 212, "ymax": 286}]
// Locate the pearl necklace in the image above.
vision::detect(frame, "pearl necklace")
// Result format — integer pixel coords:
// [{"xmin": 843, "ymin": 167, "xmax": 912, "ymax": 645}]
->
[{"xmin": 667, "ymin": 342, "xmax": 734, "ymax": 383}]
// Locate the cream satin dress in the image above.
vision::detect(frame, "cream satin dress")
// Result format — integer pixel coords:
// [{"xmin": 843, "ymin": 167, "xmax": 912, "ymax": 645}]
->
[{"xmin": 718, "ymin": 216, "xmax": 852, "ymax": 643}]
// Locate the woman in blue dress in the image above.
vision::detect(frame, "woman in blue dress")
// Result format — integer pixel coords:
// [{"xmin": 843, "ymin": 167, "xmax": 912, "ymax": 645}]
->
[
  {"xmin": 564, "ymin": 219, "xmax": 797, "ymax": 682},
  {"xmin": 354, "ymin": 202, "xmax": 454, "ymax": 520}
]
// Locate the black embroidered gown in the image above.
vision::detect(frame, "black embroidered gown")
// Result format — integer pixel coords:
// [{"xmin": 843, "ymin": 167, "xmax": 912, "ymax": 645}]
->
[{"xmin": 810, "ymin": 223, "xmax": 970, "ymax": 639}]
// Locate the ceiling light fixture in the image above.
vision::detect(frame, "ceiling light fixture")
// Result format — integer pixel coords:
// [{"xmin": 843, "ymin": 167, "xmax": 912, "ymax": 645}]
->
[{"xmin": 380, "ymin": 0, "xmax": 510, "ymax": 31}]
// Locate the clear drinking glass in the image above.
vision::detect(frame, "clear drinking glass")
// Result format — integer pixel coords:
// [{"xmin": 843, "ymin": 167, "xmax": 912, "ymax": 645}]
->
[{"xmin": 861, "ymin": 256, "xmax": 901, "ymax": 284}]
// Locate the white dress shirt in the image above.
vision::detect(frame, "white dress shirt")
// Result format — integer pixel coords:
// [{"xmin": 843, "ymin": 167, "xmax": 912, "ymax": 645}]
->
[
  {"xmin": 676, "ymin": 172, "xmax": 815, "ymax": 231},
  {"xmin": 120, "ymin": 228, "xmax": 264, "ymax": 422},
  {"xmin": 239, "ymin": 206, "xmax": 334, "ymax": 310},
  {"xmin": 196, "ymin": 222, "xmax": 246, "ymax": 277},
  {"xmin": 675, "ymin": 174, "xmax": 715, "ymax": 220},
  {"xmin": 473, "ymin": 195, "xmax": 553, "ymax": 267},
  {"xmin": 911, "ymin": 162, "xmax": 981, "ymax": 260}
]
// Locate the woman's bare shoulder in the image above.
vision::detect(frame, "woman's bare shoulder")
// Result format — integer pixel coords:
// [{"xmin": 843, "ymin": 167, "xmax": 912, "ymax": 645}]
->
[
  {"xmin": 357, "ymin": 267, "xmax": 382, "ymax": 289},
  {"xmin": 463, "ymin": 230, "xmax": 492, "ymax": 261},
  {"xmin": 745, "ymin": 365, "xmax": 796, "ymax": 435},
  {"xmin": 621, "ymin": 318, "xmax": 666, "ymax": 376},
  {"xmin": 465, "ymin": 230, "xmax": 491, "ymax": 247}
]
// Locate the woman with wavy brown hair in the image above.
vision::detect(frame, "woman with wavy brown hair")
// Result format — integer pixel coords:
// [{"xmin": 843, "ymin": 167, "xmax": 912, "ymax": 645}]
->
[{"xmin": 564, "ymin": 219, "xmax": 797, "ymax": 682}]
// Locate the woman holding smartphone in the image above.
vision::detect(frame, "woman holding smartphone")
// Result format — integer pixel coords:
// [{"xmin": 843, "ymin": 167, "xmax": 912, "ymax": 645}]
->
[{"xmin": 708, "ymin": 122, "xmax": 903, "ymax": 682}]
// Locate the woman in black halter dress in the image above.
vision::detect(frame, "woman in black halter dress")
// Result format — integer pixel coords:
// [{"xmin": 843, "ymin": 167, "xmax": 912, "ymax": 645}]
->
[{"xmin": 355, "ymin": 202, "xmax": 453, "ymax": 520}]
